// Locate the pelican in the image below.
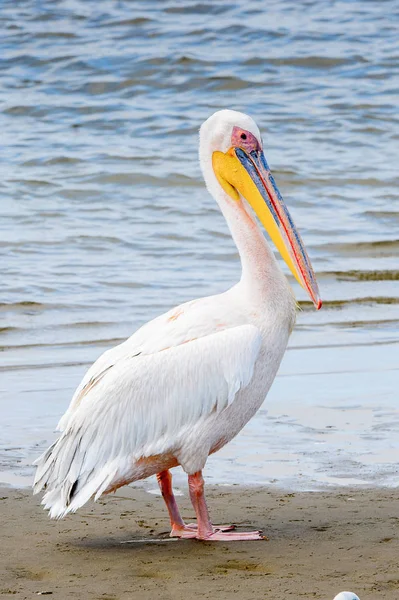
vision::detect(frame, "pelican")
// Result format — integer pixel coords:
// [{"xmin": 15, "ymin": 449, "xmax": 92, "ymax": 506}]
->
[
  {"xmin": 334, "ymin": 593, "xmax": 360, "ymax": 600},
  {"xmin": 33, "ymin": 110, "xmax": 321, "ymax": 541}
]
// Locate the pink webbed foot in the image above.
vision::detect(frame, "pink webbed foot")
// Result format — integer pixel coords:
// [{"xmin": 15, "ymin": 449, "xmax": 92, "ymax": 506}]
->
[
  {"xmin": 170, "ymin": 523, "xmax": 236, "ymax": 538},
  {"xmin": 160, "ymin": 470, "xmax": 265, "ymax": 542},
  {"xmin": 187, "ymin": 471, "xmax": 266, "ymax": 542}
]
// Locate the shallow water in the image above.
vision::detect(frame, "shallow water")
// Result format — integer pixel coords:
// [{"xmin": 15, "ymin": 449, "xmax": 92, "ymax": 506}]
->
[{"xmin": 1, "ymin": 0, "xmax": 398, "ymax": 491}]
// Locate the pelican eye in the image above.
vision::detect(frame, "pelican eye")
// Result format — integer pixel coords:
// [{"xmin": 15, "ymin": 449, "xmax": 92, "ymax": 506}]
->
[{"xmin": 240, "ymin": 133, "xmax": 247, "ymax": 140}]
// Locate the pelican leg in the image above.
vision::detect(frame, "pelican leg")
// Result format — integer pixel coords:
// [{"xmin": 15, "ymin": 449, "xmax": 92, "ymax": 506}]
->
[
  {"xmin": 157, "ymin": 470, "xmax": 191, "ymax": 537},
  {"xmin": 157, "ymin": 470, "xmax": 235, "ymax": 538},
  {"xmin": 188, "ymin": 471, "xmax": 264, "ymax": 541}
]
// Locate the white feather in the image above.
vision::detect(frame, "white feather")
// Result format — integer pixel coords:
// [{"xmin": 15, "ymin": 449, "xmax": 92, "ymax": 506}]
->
[{"xmin": 34, "ymin": 323, "xmax": 262, "ymax": 517}]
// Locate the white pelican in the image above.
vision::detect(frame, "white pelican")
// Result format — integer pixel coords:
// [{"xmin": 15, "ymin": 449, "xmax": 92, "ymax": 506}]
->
[
  {"xmin": 33, "ymin": 109, "xmax": 321, "ymax": 541},
  {"xmin": 334, "ymin": 593, "xmax": 361, "ymax": 600}
]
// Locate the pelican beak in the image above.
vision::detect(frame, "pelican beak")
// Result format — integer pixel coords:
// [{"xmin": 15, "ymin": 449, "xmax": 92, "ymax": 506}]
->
[{"xmin": 212, "ymin": 147, "xmax": 322, "ymax": 309}]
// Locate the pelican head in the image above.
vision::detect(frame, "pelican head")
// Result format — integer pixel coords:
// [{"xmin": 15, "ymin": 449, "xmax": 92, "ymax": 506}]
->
[
  {"xmin": 199, "ymin": 109, "xmax": 321, "ymax": 310},
  {"xmin": 333, "ymin": 593, "xmax": 361, "ymax": 600}
]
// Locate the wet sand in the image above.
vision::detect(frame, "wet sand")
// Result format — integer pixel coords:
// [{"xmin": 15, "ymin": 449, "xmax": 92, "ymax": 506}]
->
[{"xmin": 1, "ymin": 485, "xmax": 398, "ymax": 599}]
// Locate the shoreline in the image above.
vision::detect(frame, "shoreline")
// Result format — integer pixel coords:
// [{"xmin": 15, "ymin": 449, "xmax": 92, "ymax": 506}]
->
[{"xmin": 1, "ymin": 485, "xmax": 398, "ymax": 599}]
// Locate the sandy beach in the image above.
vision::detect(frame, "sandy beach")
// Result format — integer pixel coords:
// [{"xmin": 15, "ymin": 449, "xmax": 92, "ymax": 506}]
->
[{"xmin": 1, "ymin": 485, "xmax": 398, "ymax": 599}]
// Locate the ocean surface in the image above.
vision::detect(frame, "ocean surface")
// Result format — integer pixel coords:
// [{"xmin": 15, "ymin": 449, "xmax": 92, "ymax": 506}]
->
[{"xmin": 1, "ymin": 0, "xmax": 398, "ymax": 492}]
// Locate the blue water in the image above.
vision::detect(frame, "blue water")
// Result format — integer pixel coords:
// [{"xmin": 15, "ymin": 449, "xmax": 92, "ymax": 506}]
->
[{"xmin": 0, "ymin": 0, "xmax": 398, "ymax": 490}]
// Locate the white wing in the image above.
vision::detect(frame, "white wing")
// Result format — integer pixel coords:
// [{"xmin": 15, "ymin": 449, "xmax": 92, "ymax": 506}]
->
[
  {"xmin": 57, "ymin": 292, "xmax": 247, "ymax": 430},
  {"xmin": 34, "ymin": 323, "xmax": 261, "ymax": 518}
]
